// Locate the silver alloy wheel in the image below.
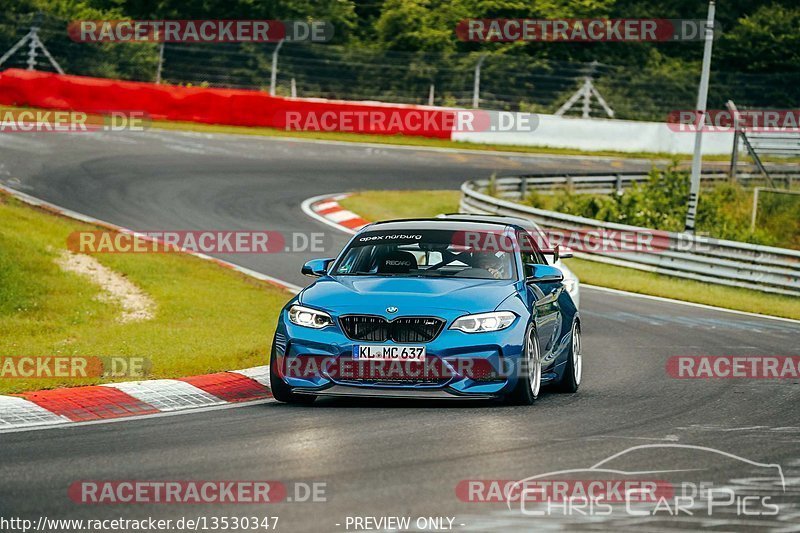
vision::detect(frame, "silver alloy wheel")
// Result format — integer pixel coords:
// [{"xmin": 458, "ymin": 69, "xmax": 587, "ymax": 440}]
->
[
  {"xmin": 527, "ymin": 329, "xmax": 541, "ymax": 397},
  {"xmin": 572, "ymin": 323, "xmax": 582, "ymax": 385}
]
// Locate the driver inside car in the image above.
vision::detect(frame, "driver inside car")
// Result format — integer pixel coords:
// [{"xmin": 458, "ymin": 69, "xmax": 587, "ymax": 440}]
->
[{"xmin": 471, "ymin": 251, "xmax": 507, "ymax": 279}]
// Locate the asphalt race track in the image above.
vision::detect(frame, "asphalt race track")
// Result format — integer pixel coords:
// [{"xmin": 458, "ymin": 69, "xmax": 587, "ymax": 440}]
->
[{"xmin": 1, "ymin": 130, "xmax": 798, "ymax": 531}]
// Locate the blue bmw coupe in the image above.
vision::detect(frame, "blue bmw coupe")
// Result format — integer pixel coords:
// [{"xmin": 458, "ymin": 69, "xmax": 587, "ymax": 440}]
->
[{"xmin": 269, "ymin": 217, "xmax": 581, "ymax": 405}]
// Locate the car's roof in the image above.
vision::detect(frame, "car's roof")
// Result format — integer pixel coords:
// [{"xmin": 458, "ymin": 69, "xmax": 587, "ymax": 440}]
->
[{"xmin": 359, "ymin": 218, "xmax": 514, "ymax": 232}]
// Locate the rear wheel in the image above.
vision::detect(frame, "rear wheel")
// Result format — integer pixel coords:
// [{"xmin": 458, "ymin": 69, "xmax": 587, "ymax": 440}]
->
[
  {"xmin": 554, "ymin": 321, "xmax": 581, "ymax": 393},
  {"xmin": 269, "ymin": 352, "xmax": 316, "ymax": 405},
  {"xmin": 505, "ymin": 324, "xmax": 541, "ymax": 405}
]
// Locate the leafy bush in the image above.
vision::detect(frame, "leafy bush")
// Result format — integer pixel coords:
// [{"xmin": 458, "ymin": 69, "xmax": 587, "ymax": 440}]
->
[{"xmin": 525, "ymin": 165, "xmax": 799, "ymax": 250}]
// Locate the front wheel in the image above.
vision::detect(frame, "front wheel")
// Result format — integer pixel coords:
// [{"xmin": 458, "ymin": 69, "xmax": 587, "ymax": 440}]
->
[
  {"xmin": 269, "ymin": 353, "xmax": 316, "ymax": 405},
  {"xmin": 505, "ymin": 324, "xmax": 541, "ymax": 405},
  {"xmin": 553, "ymin": 321, "xmax": 581, "ymax": 393}
]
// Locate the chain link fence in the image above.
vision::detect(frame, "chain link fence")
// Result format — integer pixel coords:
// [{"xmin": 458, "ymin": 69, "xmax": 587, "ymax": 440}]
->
[{"xmin": 1, "ymin": 13, "xmax": 799, "ymax": 122}]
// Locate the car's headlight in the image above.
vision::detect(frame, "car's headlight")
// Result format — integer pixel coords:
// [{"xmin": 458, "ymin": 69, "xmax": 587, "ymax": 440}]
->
[
  {"xmin": 450, "ymin": 311, "xmax": 516, "ymax": 333},
  {"xmin": 288, "ymin": 305, "xmax": 333, "ymax": 329}
]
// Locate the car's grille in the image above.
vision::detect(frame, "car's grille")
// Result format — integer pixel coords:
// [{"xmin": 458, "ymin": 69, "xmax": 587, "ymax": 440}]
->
[
  {"xmin": 339, "ymin": 315, "xmax": 391, "ymax": 342},
  {"xmin": 391, "ymin": 317, "xmax": 445, "ymax": 343},
  {"xmin": 339, "ymin": 315, "xmax": 445, "ymax": 343}
]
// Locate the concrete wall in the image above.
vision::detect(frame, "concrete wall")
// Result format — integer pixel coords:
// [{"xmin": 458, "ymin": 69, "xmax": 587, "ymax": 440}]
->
[{"xmin": 452, "ymin": 112, "xmax": 735, "ymax": 155}]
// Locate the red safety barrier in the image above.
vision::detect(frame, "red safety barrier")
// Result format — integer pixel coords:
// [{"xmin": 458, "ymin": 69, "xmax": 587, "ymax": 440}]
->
[{"xmin": 0, "ymin": 68, "xmax": 456, "ymax": 138}]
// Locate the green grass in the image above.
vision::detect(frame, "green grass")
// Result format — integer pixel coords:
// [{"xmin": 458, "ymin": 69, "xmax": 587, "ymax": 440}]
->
[
  {"xmin": 339, "ymin": 190, "xmax": 800, "ymax": 320},
  {"xmin": 339, "ymin": 190, "xmax": 462, "ymax": 222},
  {"xmin": 0, "ymin": 193, "xmax": 292, "ymax": 393},
  {"xmin": 566, "ymin": 258, "xmax": 800, "ymax": 320}
]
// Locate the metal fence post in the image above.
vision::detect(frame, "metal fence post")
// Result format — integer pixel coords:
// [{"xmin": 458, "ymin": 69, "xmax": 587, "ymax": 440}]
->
[
  {"xmin": 270, "ymin": 39, "xmax": 284, "ymax": 96},
  {"xmin": 155, "ymin": 42, "xmax": 165, "ymax": 83},
  {"xmin": 730, "ymin": 130, "xmax": 739, "ymax": 180},
  {"xmin": 750, "ymin": 187, "xmax": 760, "ymax": 232},
  {"xmin": 473, "ymin": 55, "xmax": 486, "ymax": 108},
  {"xmin": 520, "ymin": 177, "xmax": 528, "ymax": 201}
]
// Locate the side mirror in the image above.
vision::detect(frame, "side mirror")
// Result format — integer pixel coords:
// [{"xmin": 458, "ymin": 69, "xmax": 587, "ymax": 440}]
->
[
  {"xmin": 543, "ymin": 244, "xmax": 574, "ymax": 263},
  {"xmin": 559, "ymin": 246, "xmax": 574, "ymax": 259},
  {"xmin": 525, "ymin": 264, "xmax": 564, "ymax": 284},
  {"xmin": 302, "ymin": 258, "xmax": 334, "ymax": 277}
]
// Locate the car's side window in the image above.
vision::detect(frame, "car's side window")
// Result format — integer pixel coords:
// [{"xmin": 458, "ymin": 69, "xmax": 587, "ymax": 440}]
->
[{"xmin": 519, "ymin": 233, "xmax": 546, "ymax": 275}]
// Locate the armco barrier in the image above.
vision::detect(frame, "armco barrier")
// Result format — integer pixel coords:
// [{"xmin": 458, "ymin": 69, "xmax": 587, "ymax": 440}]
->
[
  {"xmin": 489, "ymin": 170, "xmax": 798, "ymax": 197},
  {"xmin": 460, "ymin": 177, "xmax": 800, "ymax": 296},
  {"xmin": 0, "ymin": 69, "xmax": 455, "ymax": 138}
]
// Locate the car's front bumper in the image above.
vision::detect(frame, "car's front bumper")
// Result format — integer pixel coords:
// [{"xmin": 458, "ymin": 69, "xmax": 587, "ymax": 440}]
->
[
  {"xmin": 293, "ymin": 384, "xmax": 497, "ymax": 400},
  {"xmin": 273, "ymin": 313, "xmax": 528, "ymax": 399}
]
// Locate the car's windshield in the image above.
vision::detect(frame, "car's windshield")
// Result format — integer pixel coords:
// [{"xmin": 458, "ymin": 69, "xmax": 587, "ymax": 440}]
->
[{"xmin": 333, "ymin": 228, "xmax": 517, "ymax": 280}]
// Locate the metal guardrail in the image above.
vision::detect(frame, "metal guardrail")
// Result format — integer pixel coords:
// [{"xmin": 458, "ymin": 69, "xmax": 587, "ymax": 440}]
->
[
  {"xmin": 746, "ymin": 131, "xmax": 800, "ymax": 157},
  {"xmin": 488, "ymin": 169, "xmax": 798, "ymax": 197},
  {"xmin": 460, "ymin": 176, "xmax": 800, "ymax": 296}
]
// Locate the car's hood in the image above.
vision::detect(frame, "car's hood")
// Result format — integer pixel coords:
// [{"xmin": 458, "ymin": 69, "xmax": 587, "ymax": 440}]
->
[{"xmin": 300, "ymin": 276, "xmax": 517, "ymax": 316}]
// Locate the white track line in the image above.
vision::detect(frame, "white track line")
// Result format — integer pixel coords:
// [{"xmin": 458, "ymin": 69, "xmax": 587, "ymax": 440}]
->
[{"xmin": 582, "ymin": 284, "xmax": 800, "ymax": 325}]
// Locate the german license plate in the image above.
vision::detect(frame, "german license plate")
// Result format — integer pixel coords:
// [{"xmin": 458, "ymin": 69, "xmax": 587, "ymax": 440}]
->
[{"xmin": 353, "ymin": 345, "xmax": 426, "ymax": 361}]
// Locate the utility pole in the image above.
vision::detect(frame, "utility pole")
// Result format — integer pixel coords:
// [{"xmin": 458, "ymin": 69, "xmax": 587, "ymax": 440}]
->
[
  {"xmin": 428, "ymin": 84, "xmax": 435, "ymax": 106},
  {"xmin": 270, "ymin": 39, "xmax": 284, "ymax": 96},
  {"xmin": 473, "ymin": 55, "xmax": 486, "ymax": 108},
  {"xmin": 155, "ymin": 42, "xmax": 165, "ymax": 84},
  {"xmin": 684, "ymin": 0, "xmax": 716, "ymax": 234}
]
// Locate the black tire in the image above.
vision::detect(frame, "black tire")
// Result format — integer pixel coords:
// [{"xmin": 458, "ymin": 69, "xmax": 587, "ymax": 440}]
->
[
  {"xmin": 553, "ymin": 321, "xmax": 581, "ymax": 393},
  {"xmin": 505, "ymin": 324, "xmax": 541, "ymax": 405},
  {"xmin": 269, "ymin": 352, "xmax": 316, "ymax": 405}
]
